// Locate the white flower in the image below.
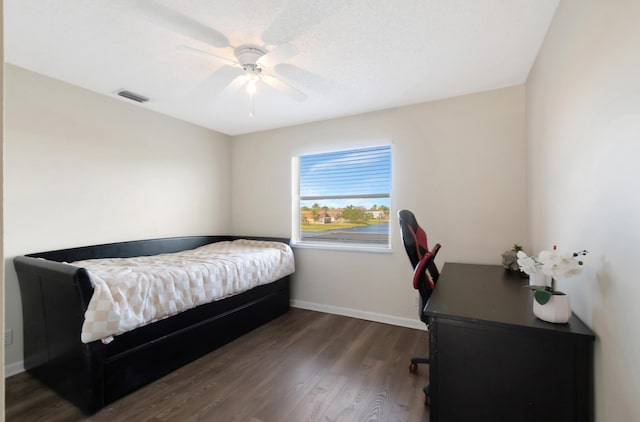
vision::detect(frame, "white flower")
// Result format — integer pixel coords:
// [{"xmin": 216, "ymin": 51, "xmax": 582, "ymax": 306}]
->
[
  {"xmin": 516, "ymin": 251, "xmax": 541, "ymax": 276},
  {"xmin": 518, "ymin": 247, "xmax": 587, "ymax": 282},
  {"xmin": 539, "ymin": 250, "xmax": 579, "ymax": 279}
]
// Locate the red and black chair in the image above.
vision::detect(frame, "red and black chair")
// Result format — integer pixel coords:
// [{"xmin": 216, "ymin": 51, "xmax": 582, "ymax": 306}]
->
[{"xmin": 398, "ymin": 209, "xmax": 442, "ymax": 404}]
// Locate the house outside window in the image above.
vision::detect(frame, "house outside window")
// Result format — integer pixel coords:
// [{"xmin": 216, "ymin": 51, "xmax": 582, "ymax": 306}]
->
[{"xmin": 292, "ymin": 145, "xmax": 392, "ymax": 251}]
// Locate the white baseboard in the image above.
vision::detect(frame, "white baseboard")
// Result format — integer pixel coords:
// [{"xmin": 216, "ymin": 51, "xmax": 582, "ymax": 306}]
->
[
  {"xmin": 290, "ymin": 300, "xmax": 427, "ymax": 331},
  {"xmin": 5, "ymin": 360, "xmax": 25, "ymax": 378}
]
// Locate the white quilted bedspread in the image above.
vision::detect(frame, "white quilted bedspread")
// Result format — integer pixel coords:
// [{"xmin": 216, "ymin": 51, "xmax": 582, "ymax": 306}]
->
[{"xmin": 73, "ymin": 239, "xmax": 295, "ymax": 344}]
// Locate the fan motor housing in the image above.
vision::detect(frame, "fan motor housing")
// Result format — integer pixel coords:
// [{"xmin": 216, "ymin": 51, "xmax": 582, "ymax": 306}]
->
[{"xmin": 234, "ymin": 46, "xmax": 266, "ymax": 68}]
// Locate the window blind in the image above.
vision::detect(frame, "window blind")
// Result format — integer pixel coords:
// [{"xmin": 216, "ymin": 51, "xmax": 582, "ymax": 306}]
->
[{"xmin": 300, "ymin": 146, "xmax": 391, "ymax": 200}]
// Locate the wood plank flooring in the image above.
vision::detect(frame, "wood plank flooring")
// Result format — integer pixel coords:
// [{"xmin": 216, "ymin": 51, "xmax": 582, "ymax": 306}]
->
[{"xmin": 5, "ymin": 309, "xmax": 430, "ymax": 421}]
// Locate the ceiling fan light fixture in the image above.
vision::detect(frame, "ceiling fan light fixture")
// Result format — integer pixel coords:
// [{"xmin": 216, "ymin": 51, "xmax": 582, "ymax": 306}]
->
[
  {"xmin": 245, "ymin": 67, "xmax": 260, "ymax": 95},
  {"xmin": 246, "ymin": 78, "xmax": 257, "ymax": 94}
]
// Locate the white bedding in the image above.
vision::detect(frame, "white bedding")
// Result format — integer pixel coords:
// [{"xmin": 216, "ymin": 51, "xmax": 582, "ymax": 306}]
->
[{"xmin": 73, "ymin": 239, "xmax": 295, "ymax": 343}]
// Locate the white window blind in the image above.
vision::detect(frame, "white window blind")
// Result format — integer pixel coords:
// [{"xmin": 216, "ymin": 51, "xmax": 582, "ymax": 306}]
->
[{"xmin": 296, "ymin": 145, "xmax": 391, "ymax": 248}]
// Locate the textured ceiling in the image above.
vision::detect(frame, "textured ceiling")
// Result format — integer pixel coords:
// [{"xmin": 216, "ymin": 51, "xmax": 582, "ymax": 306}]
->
[{"xmin": 5, "ymin": 0, "xmax": 559, "ymax": 136}]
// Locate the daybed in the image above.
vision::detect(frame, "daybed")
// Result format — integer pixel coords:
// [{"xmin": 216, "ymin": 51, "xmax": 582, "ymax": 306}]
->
[{"xmin": 13, "ymin": 235, "xmax": 294, "ymax": 414}]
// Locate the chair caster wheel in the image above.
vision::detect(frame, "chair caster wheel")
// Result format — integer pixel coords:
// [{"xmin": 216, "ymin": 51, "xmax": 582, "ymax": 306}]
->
[
  {"xmin": 409, "ymin": 362, "xmax": 418, "ymax": 374},
  {"xmin": 423, "ymin": 384, "xmax": 430, "ymax": 406}
]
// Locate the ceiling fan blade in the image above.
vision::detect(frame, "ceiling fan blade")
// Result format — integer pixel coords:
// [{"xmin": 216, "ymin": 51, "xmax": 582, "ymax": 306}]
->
[
  {"xmin": 226, "ymin": 74, "xmax": 249, "ymax": 92},
  {"xmin": 177, "ymin": 45, "xmax": 239, "ymax": 67},
  {"xmin": 257, "ymin": 43, "xmax": 298, "ymax": 68},
  {"xmin": 261, "ymin": 0, "xmax": 348, "ymax": 45},
  {"xmin": 275, "ymin": 63, "xmax": 346, "ymax": 96},
  {"xmin": 139, "ymin": 0, "xmax": 229, "ymax": 48},
  {"xmin": 186, "ymin": 66, "xmax": 245, "ymax": 101},
  {"xmin": 262, "ymin": 74, "xmax": 307, "ymax": 102}
]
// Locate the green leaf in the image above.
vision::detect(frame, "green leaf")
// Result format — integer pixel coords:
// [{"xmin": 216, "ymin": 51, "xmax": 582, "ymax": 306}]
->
[{"xmin": 534, "ymin": 289, "xmax": 553, "ymax": 305}]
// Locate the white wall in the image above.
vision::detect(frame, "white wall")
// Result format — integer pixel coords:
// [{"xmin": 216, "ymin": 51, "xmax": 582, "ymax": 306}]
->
[
  {"xmin": 4, "ymin": 64, "xmax": 232, "ymax": 368},
  {"xmin": 1, "ymin": 1, "xmax": 5, "ymax": 415},
  {"xmin": 526, "ymin": 0, "xmax": 640, "ymax": 420},
  {"xmin": 231, "ymin": 86, "xmax": 528, "ymax": 325}
]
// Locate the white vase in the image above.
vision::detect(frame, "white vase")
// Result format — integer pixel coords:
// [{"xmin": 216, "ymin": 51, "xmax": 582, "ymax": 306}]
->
[
  {"xmin": 528, "ymin": 272, "xmax": 550, "ymax": 287},
  {"xmin": 533, "ymin": 293, "xmax": 571, "ymax": 324}
]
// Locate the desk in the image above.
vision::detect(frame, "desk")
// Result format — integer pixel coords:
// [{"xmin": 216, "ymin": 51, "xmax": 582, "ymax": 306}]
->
[{"xmin": 424, "ymin": 263, "xmax": 594, "ymax": 422}]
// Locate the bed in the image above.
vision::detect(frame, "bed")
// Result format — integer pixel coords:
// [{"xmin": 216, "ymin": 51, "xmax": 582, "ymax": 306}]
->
[{"xmin": 13, "ymin": 235, "xmax": 294, "ymax": 414}]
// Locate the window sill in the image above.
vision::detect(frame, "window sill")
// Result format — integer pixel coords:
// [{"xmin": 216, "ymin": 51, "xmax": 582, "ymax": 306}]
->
[{"xmin": 291, "ymin": 241, "xmax": 392, "ymax": 253}]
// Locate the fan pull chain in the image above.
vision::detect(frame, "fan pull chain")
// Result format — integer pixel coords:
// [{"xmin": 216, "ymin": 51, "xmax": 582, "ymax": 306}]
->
[{"xmin": 249, "ymin": 92, "xmax": 255, "ymax": 118}]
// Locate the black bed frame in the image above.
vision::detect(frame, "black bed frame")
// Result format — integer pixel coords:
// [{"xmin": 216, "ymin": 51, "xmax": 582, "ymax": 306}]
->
[{"xmin": 13, "ymin": 235, "xmax": 292, "ymax": 414}]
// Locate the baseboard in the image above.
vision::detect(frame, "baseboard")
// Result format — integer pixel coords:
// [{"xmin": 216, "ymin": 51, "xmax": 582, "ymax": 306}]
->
[
  {"xmin": 5, "ymin": 360, "xmax": 25, "ymax": 378},
  {"xmin": 290, "ymin": 300, "xmax": 427, "ymax": 331}
]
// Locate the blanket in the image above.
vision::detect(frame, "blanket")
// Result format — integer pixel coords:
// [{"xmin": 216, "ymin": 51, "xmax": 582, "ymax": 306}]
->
[{"xmin": 73, "ymin": 239, "xmax": 295, "ymax": 343}]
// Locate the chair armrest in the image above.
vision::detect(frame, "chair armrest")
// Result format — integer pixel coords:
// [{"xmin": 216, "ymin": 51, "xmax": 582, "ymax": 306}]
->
[{"xmin": 412, "ymin": 244, "xmax": 441, "ymax": 290}]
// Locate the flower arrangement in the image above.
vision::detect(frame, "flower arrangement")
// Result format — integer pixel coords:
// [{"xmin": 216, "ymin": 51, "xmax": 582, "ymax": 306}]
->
[
  {"xmin": 501, "ymin": 244, "xmax": 524, "ymax": 271},
  {"xmin": 517, "ymin": 246, "xmax": 588, "ymax": 305}
]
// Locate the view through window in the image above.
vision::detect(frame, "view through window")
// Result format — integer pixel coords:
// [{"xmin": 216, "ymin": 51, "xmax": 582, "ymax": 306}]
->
[{"xmin": 296, "ymin": 145, "xmax": 391, "ymax": 248}]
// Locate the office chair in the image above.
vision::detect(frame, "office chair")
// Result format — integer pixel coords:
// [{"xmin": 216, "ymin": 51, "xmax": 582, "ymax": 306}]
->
[{"xmin": 398, "ymin": 209, "xmax": 442, "ymax": 405}]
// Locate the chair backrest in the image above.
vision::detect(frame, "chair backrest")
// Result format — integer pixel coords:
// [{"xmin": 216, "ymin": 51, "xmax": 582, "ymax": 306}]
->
[
  {"xmin": 398, "ymin": 210, "xmax": 442, "ymax": 304},
  {"xmin": 398, "ymin": 209, "xmax": 429, "ymax": 268}
]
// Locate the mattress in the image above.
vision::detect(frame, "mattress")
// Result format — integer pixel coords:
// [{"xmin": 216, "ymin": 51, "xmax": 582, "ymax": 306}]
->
[{"xmin": 72, "ymin": 239, "xmax": 295, "ymax": 343}]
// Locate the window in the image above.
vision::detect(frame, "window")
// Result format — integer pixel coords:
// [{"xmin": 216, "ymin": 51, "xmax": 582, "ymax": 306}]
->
[{"xmin": 293, "ymin": 145, "xmax": 391, "ymax": 250}]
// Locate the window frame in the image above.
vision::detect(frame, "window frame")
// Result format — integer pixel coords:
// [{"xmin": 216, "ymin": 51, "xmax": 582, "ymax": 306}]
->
[{"xmin": 291, "ymin": 143, "xmax": 393, "ymax": 253}]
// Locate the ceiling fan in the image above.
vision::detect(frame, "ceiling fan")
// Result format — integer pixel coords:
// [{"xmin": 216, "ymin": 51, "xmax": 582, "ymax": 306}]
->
[
  {"xmin": 179, "ymin": 43, "xmax": 307, "ymax": 116},
  {"xmin": 134, "ymin": 1, "xmax": 324, "ymax": 116}
]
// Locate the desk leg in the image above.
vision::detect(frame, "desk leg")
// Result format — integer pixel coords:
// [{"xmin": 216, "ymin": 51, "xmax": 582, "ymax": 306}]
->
[{"xmin": 428, "ymin": 319, "xmax": 438, "ymax": 416}]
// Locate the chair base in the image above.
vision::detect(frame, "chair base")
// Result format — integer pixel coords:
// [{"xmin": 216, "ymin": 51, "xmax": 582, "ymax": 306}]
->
[
  {"xmin": 410, "ymin": 356, "xmax": 430, "ymax": 365},
  {"xmin": 409, "ymin": 355, "xmax": 430, "ymax": 373},
  {"xmin": 409, "ymin": 356, "xmax": 431, "ymax": 405},
  {"xmin": 423, "ymin": 383, "xmax": 430, "ymax": 406}
]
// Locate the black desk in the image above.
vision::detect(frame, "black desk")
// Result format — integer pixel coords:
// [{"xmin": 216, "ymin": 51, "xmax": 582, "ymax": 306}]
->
[{"xmin": 424, "ymin": 263, "xmax": 594, "ymax": 422}]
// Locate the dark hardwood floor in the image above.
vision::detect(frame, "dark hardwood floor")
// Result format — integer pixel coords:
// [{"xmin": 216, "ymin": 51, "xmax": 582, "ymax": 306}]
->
[{"xmin": 5, "ymin": 309, "xmax": 430, "ymax": 421}]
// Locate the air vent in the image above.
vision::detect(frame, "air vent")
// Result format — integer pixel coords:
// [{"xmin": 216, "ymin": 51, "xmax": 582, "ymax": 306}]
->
[{"xmin": 117, "ymin": 90, "xmax": 149, "ymax": 103}]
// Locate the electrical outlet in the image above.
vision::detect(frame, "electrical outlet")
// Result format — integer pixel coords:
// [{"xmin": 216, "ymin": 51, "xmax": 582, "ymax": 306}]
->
[
  {"xmin": 5, "ymin": 329, "xmax": 13, "ymax": 346},
  {"xmin": 414, "ymin": 296, "xmax": 420, "ymax": 307}
]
